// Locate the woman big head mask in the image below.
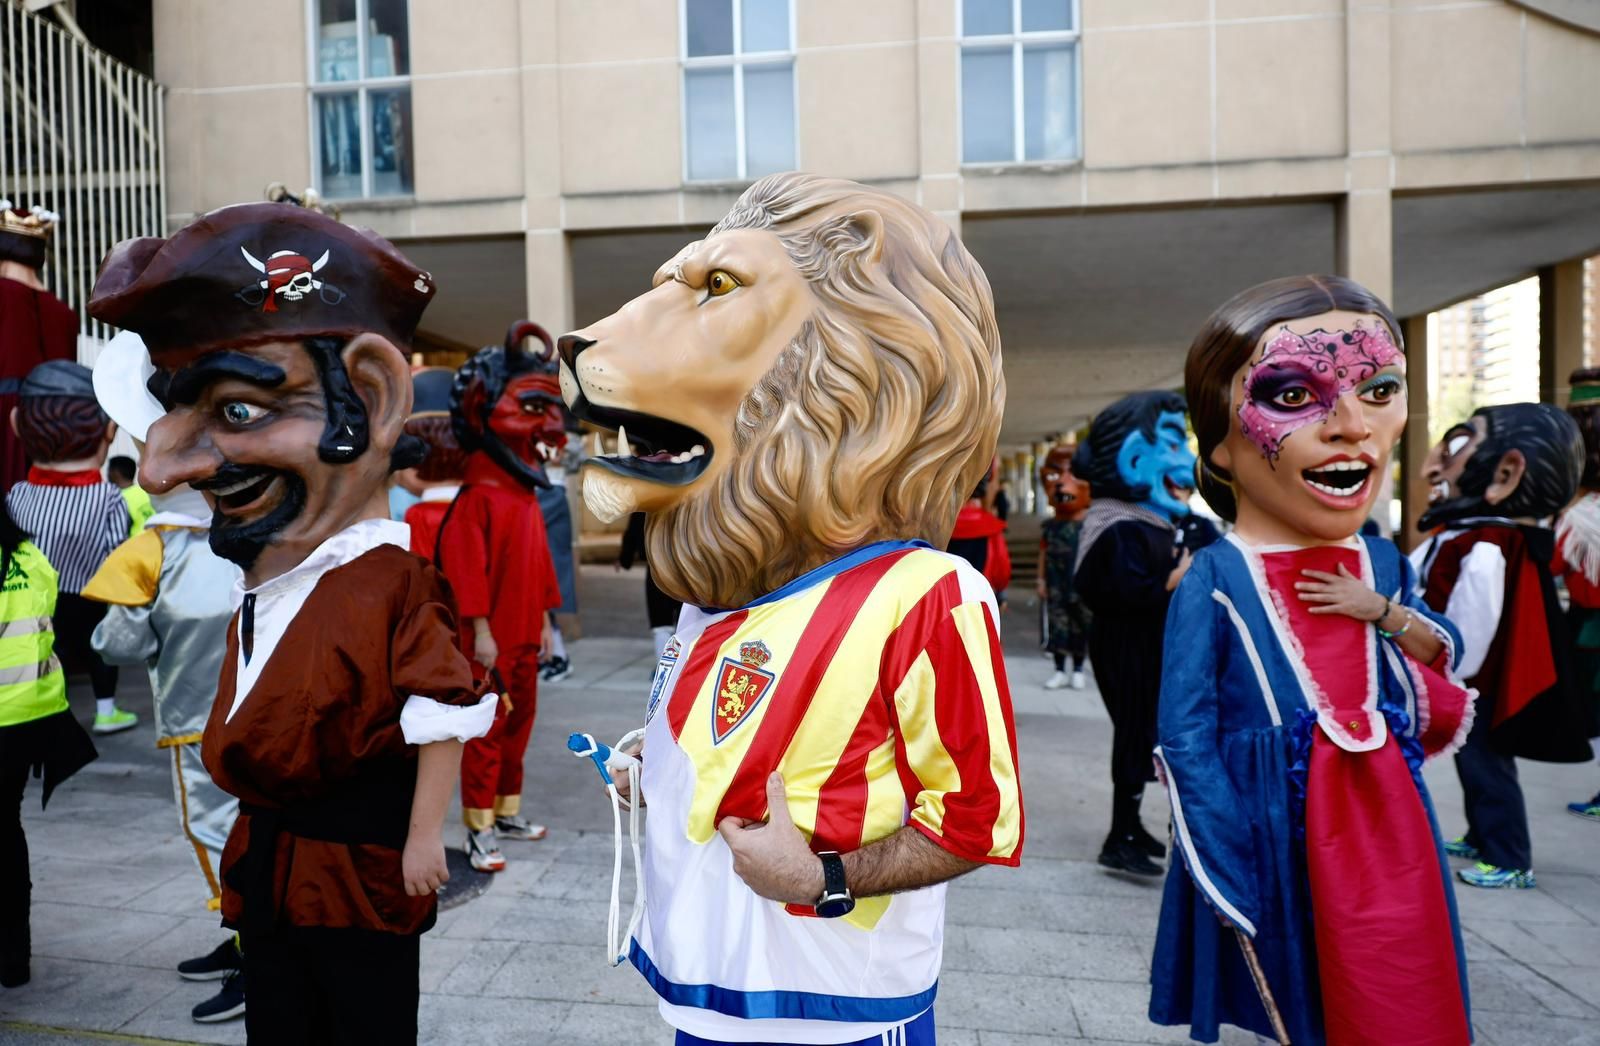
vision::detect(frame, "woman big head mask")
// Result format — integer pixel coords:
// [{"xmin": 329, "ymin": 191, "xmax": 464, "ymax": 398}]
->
[{"xmin": 1186, "ymin": 275, "xmax": 1406, "ymax": 546}]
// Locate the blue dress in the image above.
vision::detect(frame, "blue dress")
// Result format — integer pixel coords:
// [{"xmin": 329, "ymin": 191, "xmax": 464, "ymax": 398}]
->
[{"xmin": 1148, "ymin": 534, "xmax": 1473, "ymax": 1044}]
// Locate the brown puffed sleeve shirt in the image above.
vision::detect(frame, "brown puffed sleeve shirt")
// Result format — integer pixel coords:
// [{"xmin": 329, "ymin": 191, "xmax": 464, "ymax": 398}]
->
[{"xmin": 203, "ymin": 543, "xmax": 482, "ymax": 935}]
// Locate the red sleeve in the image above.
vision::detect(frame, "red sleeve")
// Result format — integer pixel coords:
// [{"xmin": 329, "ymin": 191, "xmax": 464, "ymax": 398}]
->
[{"xmin": 437, "ymin": 489, "xmax": 492, "ymax": 620}]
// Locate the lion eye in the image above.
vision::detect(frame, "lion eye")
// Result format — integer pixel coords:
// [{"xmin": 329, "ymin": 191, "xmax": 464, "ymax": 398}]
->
[
  {"xmin": 221, "ymin": 402, "xmax": 266, "ymax": 426},
  {"xmin": 706, "ymin": 270, "xmax": 741, "ymax": 297}
]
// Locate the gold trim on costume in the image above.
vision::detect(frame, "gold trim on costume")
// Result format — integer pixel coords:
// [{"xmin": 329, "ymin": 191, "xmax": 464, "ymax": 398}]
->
[
  {"xmin": 156, "ymin": 731, "xmax": 204, "ymax": 748},
  {"xmin": 172, "ymin": 745, "xmax": 223, "ymax": 903}
]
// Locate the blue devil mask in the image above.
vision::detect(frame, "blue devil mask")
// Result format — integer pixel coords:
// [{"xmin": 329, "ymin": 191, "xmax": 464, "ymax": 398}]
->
[{"xmin": 1075, "ymin": 392, "xmax": 1196, "ymax": 523}]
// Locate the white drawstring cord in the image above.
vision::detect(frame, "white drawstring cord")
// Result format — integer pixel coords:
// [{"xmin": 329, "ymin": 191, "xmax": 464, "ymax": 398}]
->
[{"xmin": 568, "ymin": 729, "xmax": 646, "ymax": 966}]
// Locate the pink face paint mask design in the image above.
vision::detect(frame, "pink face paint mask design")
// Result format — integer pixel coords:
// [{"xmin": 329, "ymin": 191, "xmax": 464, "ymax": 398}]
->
[{"xmin": 1236, "ymin": 323, "xmax": 1403, "ymax": 464}]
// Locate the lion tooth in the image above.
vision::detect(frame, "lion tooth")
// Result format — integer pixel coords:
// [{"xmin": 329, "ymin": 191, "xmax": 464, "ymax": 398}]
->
[
  {"xmin": 592, "ymin": 432, "xmax": 603, "ymax": 457},
  {"xmin": 689, "ymin": 444, "xmax": 705, "ymax": 458},
  {"xmin": 618, "ymin": 425, "xmax": 632, "ymax": 458}
]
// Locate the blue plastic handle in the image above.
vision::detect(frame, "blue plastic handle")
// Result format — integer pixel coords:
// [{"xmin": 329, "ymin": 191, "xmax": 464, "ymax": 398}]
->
[{"xmin": 567, "ymin": 732, "xmax": 614, "ymax": 786}]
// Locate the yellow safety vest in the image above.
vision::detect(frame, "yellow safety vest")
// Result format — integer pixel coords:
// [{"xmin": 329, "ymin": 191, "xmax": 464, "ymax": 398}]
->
[{"xmin": 0, "ymin": 541, "xmax": 68, "ymax": 728}]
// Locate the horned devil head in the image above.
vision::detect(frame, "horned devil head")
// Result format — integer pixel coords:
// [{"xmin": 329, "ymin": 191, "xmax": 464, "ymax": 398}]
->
[{"xmin": 240, "ymin": 245, "xmax": 330, "ymax": 311}]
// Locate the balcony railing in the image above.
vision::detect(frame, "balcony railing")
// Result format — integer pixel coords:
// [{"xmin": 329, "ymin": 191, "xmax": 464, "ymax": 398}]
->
[{"xmin": 1, "ymin": 2, "xmax": 164, "ymax": 342}]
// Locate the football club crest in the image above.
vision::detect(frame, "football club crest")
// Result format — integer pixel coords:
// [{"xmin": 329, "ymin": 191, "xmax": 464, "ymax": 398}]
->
[
  {"xmin": 711, "ymin": 640, "xmax": 775, "ymax": 745},
  {"xmin": 645, "ymin": 634, "xmax": 682, "ymax": 724}
]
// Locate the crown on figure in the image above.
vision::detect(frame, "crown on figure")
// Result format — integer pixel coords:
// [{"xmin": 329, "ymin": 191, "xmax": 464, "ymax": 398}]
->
[
  {"xmin": 738, "ymin": 641, "xmax": 773, "ymax": 668},
  {"xmin": 0, "ymin": 200, "xmax": 58, "ymax": 241}
]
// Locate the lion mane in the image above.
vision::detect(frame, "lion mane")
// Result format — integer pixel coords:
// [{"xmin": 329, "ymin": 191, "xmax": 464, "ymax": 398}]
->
[{"xmin": 646, "ymin": 173, "xmax": 1004, "ymax": 610}]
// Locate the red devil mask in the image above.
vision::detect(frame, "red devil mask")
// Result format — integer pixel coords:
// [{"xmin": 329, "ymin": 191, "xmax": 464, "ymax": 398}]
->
[{"xmin": 451, "ymin": 321, "xmax": 566, "ymax": 491}]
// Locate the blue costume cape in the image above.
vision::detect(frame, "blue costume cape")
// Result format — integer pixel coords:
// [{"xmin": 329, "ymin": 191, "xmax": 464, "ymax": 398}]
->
[{"xmin": 1149, "ymin": 534, "xmax": 1472, "ymax": 1044}]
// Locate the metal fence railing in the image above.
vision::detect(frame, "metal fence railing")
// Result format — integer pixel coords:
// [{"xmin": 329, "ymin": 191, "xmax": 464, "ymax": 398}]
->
[{"xmin": 0, "ymin": 2, "xmax": 164, "ymax": 343}]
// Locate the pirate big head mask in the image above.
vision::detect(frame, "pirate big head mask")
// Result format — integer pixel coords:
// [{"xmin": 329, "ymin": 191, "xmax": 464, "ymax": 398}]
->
[
  {"xmin": 87, "ymin": 202, "xmax": 433, "ymax": 581},
  {"xmin": 1419, "ymin": 403, "xmax": 1583, "ymax": 532},
  {"xmin": 451, "ymin": 321, "xmax": 565, "ymax": 492}
]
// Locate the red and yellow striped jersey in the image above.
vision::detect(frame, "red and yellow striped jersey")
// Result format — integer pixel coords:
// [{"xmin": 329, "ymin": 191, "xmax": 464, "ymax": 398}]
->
[{"xmin": 635, "ymin": 540, "xmax": 1024, "ymax": 1040}]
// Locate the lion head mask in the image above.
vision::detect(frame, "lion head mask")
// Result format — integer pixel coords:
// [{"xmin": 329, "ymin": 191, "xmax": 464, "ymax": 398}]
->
[{"xmin": 557, "ymin": 173, "xmax": 1004, "ymax": 609}]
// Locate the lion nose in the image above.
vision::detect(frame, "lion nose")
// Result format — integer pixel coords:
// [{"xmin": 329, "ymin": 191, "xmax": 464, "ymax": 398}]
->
[{"xmin": 557, "ymin": 334, "xmax": 594, "ymax": 370}]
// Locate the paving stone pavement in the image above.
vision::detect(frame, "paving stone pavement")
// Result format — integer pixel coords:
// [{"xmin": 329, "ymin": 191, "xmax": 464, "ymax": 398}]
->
[{"xmin": 2, "ymin": 565, "xmax": 1597, "ymax": 1045}]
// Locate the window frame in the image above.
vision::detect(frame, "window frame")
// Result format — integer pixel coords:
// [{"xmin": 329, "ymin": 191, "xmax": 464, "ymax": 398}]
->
[
  {"xmin": 678, "ymin": 0, "xmax": 800, "ymax": 184},
  {"xmin": 956, "ymin": 0, "xmax": 1083, "ymax": 168},
  {"xmin": 305, "ymin": 0, "xmax": 414, "ymax": 200}
]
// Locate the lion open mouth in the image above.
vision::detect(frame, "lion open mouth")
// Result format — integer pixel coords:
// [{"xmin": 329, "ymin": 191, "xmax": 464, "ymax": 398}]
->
[{"xmin": 575, "ymin": 401, "xmax": 713, "ymax": 486}]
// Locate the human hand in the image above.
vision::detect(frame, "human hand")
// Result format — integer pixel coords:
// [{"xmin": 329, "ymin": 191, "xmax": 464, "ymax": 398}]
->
[
  {"xmin": 716, "ymin": 772, "xmax": 825, "ymax": 905},
  {"xmin": 1166, "ymin": 549, "xmax": 1193, "ymax": 591},
  {"xmin": 609, "ymin": 739, "xmax": 644, "ymax": 810},
  {"xmin": 402, "ymin": 831, "xmax": 449, "ymax": 896},
  {"xmin": 472, "ymin": 625, "xmax": 498, "ymax": 672},
  {"xmin": 1296, "ymin": 564, "xmax": 1387, "ymax": 621},
  {"xmin": 1035, "ymin": 578, "xmax": 1046, "ymax": 599},
  {"xmin": 539, "ymin": 618, "xmax": 554, "ymax": 660}
]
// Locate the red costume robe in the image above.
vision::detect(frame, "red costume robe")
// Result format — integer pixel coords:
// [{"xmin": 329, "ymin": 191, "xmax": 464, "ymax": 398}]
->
[{"xmin": 434, "ymin": 454, "xmax": 561, "ymax": 827}]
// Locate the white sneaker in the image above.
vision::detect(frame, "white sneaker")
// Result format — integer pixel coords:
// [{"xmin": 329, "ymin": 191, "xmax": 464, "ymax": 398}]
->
[
  {"xmin": 466, "ymin": 828, "xmax": 507, "ymax": 873},
  {"xmin": 1044, "ymin": 670, "xmax": 1069, "ymax": 690},
  {"xmin": 1070, "ymin": 670, "xmax": 1086, "ymax": 690}
]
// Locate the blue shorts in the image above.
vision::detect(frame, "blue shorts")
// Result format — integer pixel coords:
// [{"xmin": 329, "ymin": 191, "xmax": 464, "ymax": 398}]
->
[{"xmin": 674, "ymin": 1007, "xmax": 935, "ymax": 1046}]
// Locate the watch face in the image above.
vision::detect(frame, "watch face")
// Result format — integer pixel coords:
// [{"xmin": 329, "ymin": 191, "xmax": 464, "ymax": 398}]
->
[{"xmin": 815, "ymin": 894, "xmax": 856, "ymax": 919}]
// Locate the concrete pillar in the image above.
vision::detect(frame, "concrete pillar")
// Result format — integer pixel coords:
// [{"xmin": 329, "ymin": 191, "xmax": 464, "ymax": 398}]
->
[
  {"xmin": 524, "ymin": 229, "xmax": 573, "ymax": 334},
  {"xmin": 1540, "ymin": 258, "xmax": 1588, "ymax": 406},
  {"xmin": 914, "ymin": 0, "xmax": 962, "ymax": 234},
  {"xmin": 1339, "ymin": 1, "xmax": 1394, "ymax": 304},
  {"xmin": 1399, "ymin": 314, "xmax": 1431, "ymax": 550}
]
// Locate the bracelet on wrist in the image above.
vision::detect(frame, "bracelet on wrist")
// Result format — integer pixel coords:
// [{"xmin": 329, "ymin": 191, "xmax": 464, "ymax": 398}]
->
[
  {"xmin": 1377, "ymin": 608, "xmax": 1413, "ymax": 639},
  {"xmin": 1370, "ymin": 596, "xmax": 1391, "ymax": 624}
]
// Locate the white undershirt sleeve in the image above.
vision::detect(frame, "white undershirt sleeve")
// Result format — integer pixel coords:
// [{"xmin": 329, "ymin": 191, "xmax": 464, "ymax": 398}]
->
[
  {"xmin": 400, "ymin": 692, "xmax": 497, "ymax": 744},
  {"xmin": 1444, "ymin": 542, "xmax": 1506, "ymax": 680}
]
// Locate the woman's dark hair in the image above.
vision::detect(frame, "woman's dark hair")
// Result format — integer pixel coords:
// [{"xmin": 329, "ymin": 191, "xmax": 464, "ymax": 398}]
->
[
  {"xmin": 1073, "ymin": 390, "xmax": 1186, "ymax": 501},
  {"xmin": 0, "ymin": 498, "xmax": 30, "ymax": 584},
  {"xmin": 404, "ymin": 415, "xmax": 470, "ymax": 482},
  {"xmin": 1566, "ymin": 367, "xmax": 1600, "ymax": 491},
  {"xmin": 1184, "ymin": 274, "xmax": 1402, "ymax": 521}
]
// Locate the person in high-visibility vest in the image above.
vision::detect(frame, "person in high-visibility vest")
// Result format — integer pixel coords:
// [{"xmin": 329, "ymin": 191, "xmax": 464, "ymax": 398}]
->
[{"xmin": 0, "ymin": 496, "xmax": 97, "ymax": 989}]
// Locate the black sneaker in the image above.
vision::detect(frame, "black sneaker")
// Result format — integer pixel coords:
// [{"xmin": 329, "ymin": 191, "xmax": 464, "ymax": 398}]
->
[
  {"xmin": 1098, "ymin": 837, "xmax": 1163, "ymax": 877},
  {"xmin": 541, "ymin": 656, "xmax": 572, "ymax": 683},
  {"xmin": 178, "ymin": 937, "xmax": 241, "ymax": 982},
  {"xmin": 1131, "ymin": 824, "xmax": 1167, "ymax": 859},
  {"xmin": 192, "ymin": 969, "xmax": 246, "ymax": 1023}
]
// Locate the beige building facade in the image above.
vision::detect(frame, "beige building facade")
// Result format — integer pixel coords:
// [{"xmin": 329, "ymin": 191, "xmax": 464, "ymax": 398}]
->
[{"xmin": 152, "ymin": 0, "xmax": 1600, "ymax": 537}]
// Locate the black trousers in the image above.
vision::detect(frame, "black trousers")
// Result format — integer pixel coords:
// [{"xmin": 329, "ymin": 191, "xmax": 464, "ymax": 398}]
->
[
  {"xmin": 1455, "ymin": 699, "xmax": 1532, "ymax": 872},
  {"xmin": 52, "ymin": 593, "xmax": 118, "ymax": 700},
  {"xmin": 0, "ymin": 749, "xmax": 31, "ymax": 972},
  {"xmin": 243, "ymin": 926, "xmax": 420, "ymax": 1044}
]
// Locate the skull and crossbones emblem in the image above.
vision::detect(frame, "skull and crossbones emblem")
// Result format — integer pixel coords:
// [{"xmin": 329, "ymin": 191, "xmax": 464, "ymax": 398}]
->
[{"xmin": 240, "ymin": 245, "xmax": 332, "ymax": 312}]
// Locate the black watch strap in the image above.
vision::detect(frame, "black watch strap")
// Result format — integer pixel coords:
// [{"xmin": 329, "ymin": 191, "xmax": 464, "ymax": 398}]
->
[{"xmin": 819, "ymin": 851, "xmax": 848, "ymax": 898}]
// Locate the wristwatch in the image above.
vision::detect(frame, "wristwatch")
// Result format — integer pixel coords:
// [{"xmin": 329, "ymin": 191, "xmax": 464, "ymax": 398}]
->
[{"xmin": 815, "ymin": 851, "xmax": 855, "ymax": 919}]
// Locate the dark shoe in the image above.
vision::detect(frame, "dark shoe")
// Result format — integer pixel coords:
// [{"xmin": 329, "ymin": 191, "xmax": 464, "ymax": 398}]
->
[
  {"xmin": 0, "ymin": 957, "xmax": 28, "ymax": 988},
  {"xmin": 178, "ymin": 937, "xmax": 241, "ymax": 982},
  {"xmin": 541, "ymin": 656, "xmax": 572, "ymax": 683},
  {"xmin": 1131, "ymin": 824, "xmax": 1167, "ymax": 859},
  {"xmin": 192, "ymin": 969, "xmax": 246, "ymax": 1023},
  {"xmin": 1098, "ymin": 837, "xmax": 1162, "ymax": 877}
]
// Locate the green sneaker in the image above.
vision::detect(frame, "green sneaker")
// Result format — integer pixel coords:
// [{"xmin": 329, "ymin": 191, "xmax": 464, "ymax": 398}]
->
[
  {"xmin": 1458, "ymin": 862, "xmax": 1536, "ymax": 889},
  {"xmin": 92, "ymin": 708, "xmax": 138, "ymax": 735},
  {"xmin": 1442, "ymin": 836, "xmax": 1479, "ymax": 860}
]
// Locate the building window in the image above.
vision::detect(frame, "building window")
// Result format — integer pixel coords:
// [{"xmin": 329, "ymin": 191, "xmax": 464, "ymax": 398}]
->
[
  {"xmin": 309, "ymin": 0, "xmax": 413, "ymax": 199},
  {"xmin": 960, "ymin": 0, "xmax": 1080, "ymax": 165},
  {"xmin": 681, "ymin": 0, "xmax": 796, "ymax": 182}
]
